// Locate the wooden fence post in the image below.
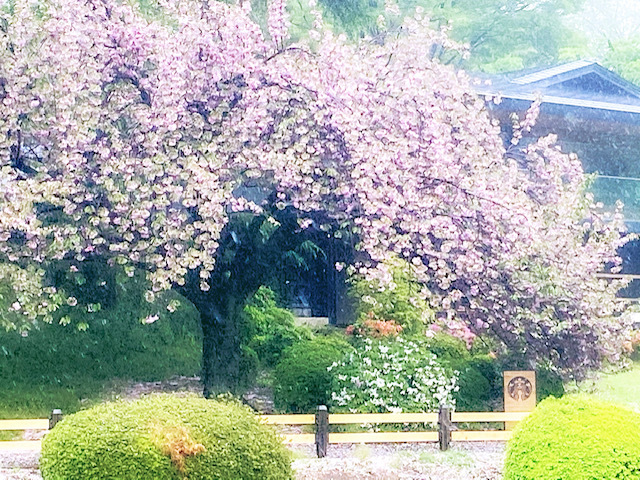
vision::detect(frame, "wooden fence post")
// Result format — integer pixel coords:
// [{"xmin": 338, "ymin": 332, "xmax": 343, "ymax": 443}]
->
[
  {"xmin": 49, "ymin": 409, "xmax": 63, "ymax": 430},
  {"xmin": 438, "ymin": 405, "xmax": 451, "ymax": 451},
  {"xmin": 315, "ymin": 405, "xmax": 329, "ymax": 458}
]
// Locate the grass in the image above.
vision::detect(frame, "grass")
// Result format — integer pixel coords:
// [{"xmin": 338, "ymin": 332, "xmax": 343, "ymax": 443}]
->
[
  {"xmin": 575, "ymin": 361, "xmax": 640, "ymax": 411},
  {"xmin": 289, "ymin": 449, "xmax": 314, "ymax": 460},
  {"xmin": 0, "ymin": 383, "xmax": 97, "ymax": 419},
  {"xmin": 353, "ymin": 444, "xmax": 371, "ymax": 460},
  {"xmin": 0, "ymin": 381, "xmax": 106, "ymax": 441}
]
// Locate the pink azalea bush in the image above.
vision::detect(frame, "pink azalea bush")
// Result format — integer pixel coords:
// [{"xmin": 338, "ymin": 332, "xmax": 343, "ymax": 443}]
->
[{"xmin": 345, "ymin": 311, "xmax": 404, "ymax": 338}]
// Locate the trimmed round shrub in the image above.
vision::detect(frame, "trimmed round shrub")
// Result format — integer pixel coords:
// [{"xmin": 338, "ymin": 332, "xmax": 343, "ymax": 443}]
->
[
  {"xmin": 40, "ymin": 394, "xmax": 292, "ymax": 480},
  {"xmin": 273, "ymin": 335, "xmax": 353, "ymax": 413},
  {"xmin": 249, "ymin": 324, "xmax": 312, "ymax": 367},
  {"xmin": 504, "ymin": 395, "xmax": 640, "ymax": 480},
  {"xmin": 455, "ymin": 362, "xmax": 493, "ymax": 411},
  {"xmin": 425, "ymin": 333, "xmax": 470, "ymax": 362}
]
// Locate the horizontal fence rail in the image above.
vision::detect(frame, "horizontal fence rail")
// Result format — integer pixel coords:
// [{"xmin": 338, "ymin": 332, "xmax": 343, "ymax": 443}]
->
[
  {"xmin": 451, "ymin": 411, "xmax": 530, "ymax": 422},
  {"xmin": 330, "ymin": 412, "xmax": 439, "ymax": 424},
  {"xmin": 0, "ymin": 409, "xmax": 62, "ymax": 452},
  {"xmin": 0, "ymin": 407, "xmax": 531, "ymax": 456},
  {"xmin": 261, "ymin": 414, "xmax": 315, "ymax": 425},
  {"xmin": 0, "ymin": 419, "xmax": 49, "ymax": 430},
  {"xmin": 262, "ymin": 407, "xmax": 532, "ymax": 456}
]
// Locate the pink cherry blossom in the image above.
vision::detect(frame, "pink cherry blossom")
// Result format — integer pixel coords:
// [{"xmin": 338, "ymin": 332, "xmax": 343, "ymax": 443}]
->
[{"xmin": 0, "ymin": 0, "xmax": 629, "ymax": 377}]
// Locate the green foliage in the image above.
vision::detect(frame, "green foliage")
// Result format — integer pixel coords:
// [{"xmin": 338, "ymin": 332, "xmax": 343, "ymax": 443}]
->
[
  {"xmin": 453, "ymin": 355, "xmax": 502, "ymax": 411},
  {"xmin": 273, "ymin": 335, "xmax": 353, "ymax": 413},
  {"xmin": 317, "ymin": 0, "xmax": 380, "ymax": 38},
  {"xmin": 425, "ymin": 333, "xmax": 469, "ymax": 362},
  {"xmin": 452, "ymin": 0, "xmax": 584, "ymax": 72},
  {"xmin": 330, "ymin": 337, "xmax": 458, "ymax": 413},
  {"xmin": 306, "ymin": 0, "xmax": 585, "ymax": 72},
  {"xmin": 454, "ymin": 364, "xmax": 493, "ymax": 411},
  {"xmin": 0, "ymin": 270, "xmax": 201, "ymax": 418},
  {"xmin": 422, "ymin": 333, "xmax": 502, "ymax": 411},
  {"xmin": 479, "ymin": 55, "xmax": 525, "ymax": 74},
  {"xmin": 0, "ymin": 285, "xmax": 201, "ymax": 386},
  {"xmin": 238, "ymin": 345, "xmax": 260, "ymax": 389},
  {"xmin": 41, "ymin": 394, "xmax": 293, "ymax": 480},
  {"xmin": 536, "ymin": 367, "xmax": 565, "ymax": 399},
  {"xmin": 349, "ymin": 258, "xmax": 433, "ymax": 335},
  {"xmin": 504, "ymin": 396, "xmax": 640, "ymax": 480},
  {"xmin": 603, "ymin": 36, "xmax": 640, "ymax": 86},
  {"xmin": 244, "ymin": 286, "xmax": 313, "ymax": 368}
]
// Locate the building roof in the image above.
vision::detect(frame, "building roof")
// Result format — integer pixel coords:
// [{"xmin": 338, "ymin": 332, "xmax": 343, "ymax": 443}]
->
[
  {"xmin": 474, "ymin": 61, "xmax": 640, "ymax": 230},
  {"xmin": 475, "ymin": 60, "xmax": 640, "ymax": 113}
]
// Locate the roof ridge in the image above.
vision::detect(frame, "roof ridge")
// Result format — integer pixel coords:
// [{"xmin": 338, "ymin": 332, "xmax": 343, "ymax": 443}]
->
[{"xmin": 511, "ymin": 60, "xmax": 597, "ymax": 85}]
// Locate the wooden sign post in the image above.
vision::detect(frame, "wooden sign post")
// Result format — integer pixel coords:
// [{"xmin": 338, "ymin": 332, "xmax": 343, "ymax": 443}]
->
[{"xmin": 503, "ymin": 370, "xmax": 536, "ymax": 430}]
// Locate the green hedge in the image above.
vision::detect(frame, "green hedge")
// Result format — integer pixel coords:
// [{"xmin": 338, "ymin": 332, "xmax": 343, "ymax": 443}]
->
[
  {"xmin": 41, "ymin": 394, "xmax": 292, "ymax": 480},
  {"xmin": 454, "ymin": 355, "xmax": 502, "ymax": 411},
  {"xmin": 243, "ymin": 286, "xmax": 312, "ymax": 368},
  {"xmin": 425, "ymin": 335, "xmax": 502, "ymax": 411},
  {"xmin": 273, "ymin": 335, "xmax": 353, "ymax": 413},
  {"xmin": 504, "ymin": 395, "xmax": 640, "ymax": 480},
  {"xmin": 0, "ymin": 282, "xmax": 201, "ymax": 387}
]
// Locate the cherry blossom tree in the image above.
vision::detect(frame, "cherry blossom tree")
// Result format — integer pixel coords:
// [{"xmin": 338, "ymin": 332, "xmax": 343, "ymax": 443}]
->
[{"xmin": 0, "ymin": 0, "xmax": 630, "ymax": 394}]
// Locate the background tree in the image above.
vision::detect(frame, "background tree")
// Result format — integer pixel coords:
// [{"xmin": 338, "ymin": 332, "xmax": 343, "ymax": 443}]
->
[
  {"xmin": 0, "ymin": 0, "xmax": 630, "ymax": 395},
  {"xmin": 556, "ymin": 0, "xmax": 640, "ymax": 85},
  {"xmin": 601, "ymin": 37, "xmax": 640, "ymax": 86},
  {"xmin": 278, "ymin": 0, "xmax": 586, "ymax": 72}
]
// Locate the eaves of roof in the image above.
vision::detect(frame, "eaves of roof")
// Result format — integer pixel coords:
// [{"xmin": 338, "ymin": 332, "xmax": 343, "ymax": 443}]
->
[{"xmin": 476, "ymin": 89, "xmax": 640, "ymax": 115}]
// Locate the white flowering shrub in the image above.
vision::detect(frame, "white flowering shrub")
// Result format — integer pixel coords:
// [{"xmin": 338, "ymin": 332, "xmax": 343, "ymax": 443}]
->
[{"xmin": 329, "ymin": 337, "xmax": 458, "ymax": 413}]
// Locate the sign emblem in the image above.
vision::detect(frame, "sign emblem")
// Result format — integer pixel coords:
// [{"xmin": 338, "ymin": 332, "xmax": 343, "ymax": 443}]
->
[{"xmin": 508, "ymin": 376, "xmax": 532, "ymax": 401}]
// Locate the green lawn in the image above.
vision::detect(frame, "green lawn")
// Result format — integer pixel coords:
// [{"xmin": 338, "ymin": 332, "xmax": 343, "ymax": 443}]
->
[{"xmin": 577, "ymin": 362, "xmax": 640, "ymax": 411}]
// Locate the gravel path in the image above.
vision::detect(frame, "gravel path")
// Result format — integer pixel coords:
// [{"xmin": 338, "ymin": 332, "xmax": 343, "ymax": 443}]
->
[
  {"xmin": 1, "ymin": 443, "xmax": 504, "ymax": 480},
  {"xmin": 292, "ymin": 443, "xmax": 503, "ymax": 480},
  {"xmin": 0, "ymin": 450, "xmax": 41, "ymax": 480}
]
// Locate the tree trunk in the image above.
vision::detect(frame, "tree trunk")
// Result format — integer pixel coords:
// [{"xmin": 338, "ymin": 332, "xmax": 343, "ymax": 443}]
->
[
  {"xmin": 176, "ymin": 211, "xmax": 317, "ymax": 396},
  {"xmin": 197, "ymin": 296, "xmax": 243, "ymax": 397},
  {"xmin": 178, "ymin": 278, "xmax": 246, "ymax": 397}
]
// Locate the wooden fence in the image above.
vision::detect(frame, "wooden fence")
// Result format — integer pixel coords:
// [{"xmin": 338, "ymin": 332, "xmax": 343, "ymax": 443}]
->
[
  {"xmin": 1, "ymin": 406, "xmax": 531, "ymax": 457},
  {"xmin": 262, "ymin": 406, "xmax": 531, "ymax": 457},
  {"xmin": 0, "ymin": 409, "xmax": 62, "ymax": 451}
]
